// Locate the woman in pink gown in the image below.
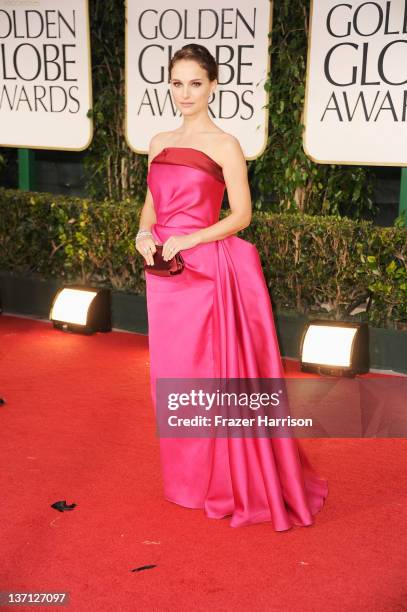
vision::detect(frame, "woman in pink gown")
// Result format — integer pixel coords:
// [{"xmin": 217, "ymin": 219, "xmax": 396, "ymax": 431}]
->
[{"xmin": 137, "ymin": 44, "xmax": 328, "ymax": 530}]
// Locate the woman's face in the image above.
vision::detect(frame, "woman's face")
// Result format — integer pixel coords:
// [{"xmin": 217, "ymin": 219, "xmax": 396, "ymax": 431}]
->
[{"xmin": 170, "ymin": 59, "xmax": 216, "ymax": 115}]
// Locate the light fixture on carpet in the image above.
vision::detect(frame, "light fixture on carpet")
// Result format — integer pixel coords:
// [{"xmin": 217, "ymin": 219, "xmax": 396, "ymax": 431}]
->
[
  {"xmin": 300, "ymin": 320, "xmax": 369, "ymax": 377},
  {"xmin": 50, "ymin": 286, "xmax": 111, "ymax": 334}
]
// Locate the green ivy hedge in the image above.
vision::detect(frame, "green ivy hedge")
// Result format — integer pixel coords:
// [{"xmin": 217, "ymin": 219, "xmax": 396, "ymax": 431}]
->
[
  {"xmin": 0, "ymin": 188, "xmax": 406, "ymax": 328},
  {"xmin": 78, "ymin": 0, "xmax": 377, "ymax": 219}
]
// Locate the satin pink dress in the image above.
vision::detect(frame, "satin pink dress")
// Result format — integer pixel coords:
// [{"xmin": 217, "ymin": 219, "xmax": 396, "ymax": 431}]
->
[{"xmin": 145, "ymin": 146, "xmax": 328, "ymax": 530}]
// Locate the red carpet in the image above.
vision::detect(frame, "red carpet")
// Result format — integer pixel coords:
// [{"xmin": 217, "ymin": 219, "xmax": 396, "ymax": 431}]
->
[{"xmin": 0, "ymin": 314, "xmax": 406, "ymax": 612}]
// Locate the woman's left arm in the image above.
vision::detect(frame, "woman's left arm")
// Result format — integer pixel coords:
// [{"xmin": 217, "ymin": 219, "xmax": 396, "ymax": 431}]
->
[
  {"xmin": 161, "ymin": 136, "xmax": 252, "ymax": 260},
  {"xmin": 193, "ymin": 136, "xmax": 252, "ymax": 245}
]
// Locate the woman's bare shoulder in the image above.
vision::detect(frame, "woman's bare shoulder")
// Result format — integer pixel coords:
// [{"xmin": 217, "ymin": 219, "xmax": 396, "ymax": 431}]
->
[
  {"xmin": 148, "ymin": 132, "xmax": 182, "ymax": 167},
  {"xmin": 217, "ymin": 132, "xmax": 243, "ymax": 151},
  {"xmin": 214, "ymin": 132, "xmax": 245, "ymax": 166},
  {"xmin": 148, "ymin": 131, "xmax": 174, "ymax": 153}
]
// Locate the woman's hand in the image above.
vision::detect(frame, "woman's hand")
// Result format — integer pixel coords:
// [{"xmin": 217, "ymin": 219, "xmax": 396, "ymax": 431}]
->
[
  {"xmin": 162, "ymin": 233, "xmax": 201, "ymax": 261},
  {"xmin": 135, "ymin": 236, "xmax": 158, "ymax": 266}
]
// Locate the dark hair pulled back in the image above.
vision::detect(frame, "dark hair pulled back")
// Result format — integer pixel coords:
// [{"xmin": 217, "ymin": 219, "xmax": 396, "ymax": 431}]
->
[{"xmin": 168, "ymin": 43, "xmax": 218, "ymax": 82}]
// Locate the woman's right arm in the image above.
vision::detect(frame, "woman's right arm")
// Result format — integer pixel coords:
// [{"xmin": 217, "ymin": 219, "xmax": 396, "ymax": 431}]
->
[
  {"xmin": 138, "ymin": 188, "xmax": 156, "ymax": 235},
  {"xmin": 135, "ymin": 139, "xmax": 161, "ymax": 266}
]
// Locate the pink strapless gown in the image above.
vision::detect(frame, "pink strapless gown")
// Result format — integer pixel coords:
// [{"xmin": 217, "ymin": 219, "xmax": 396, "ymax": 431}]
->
[{"xmin": 145, "ymin": 147, "xmax": 328, "ymax": 530}]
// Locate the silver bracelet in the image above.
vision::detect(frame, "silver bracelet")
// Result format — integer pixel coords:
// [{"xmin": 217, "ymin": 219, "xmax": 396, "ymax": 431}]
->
[{"xmin": 135, "ymin": 230, "xmax": 153, "ymax": 243}]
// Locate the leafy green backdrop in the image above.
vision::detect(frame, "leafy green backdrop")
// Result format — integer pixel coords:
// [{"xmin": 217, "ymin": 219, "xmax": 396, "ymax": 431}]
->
[{"xmin": 83, "ymin": 0, "xmax": 376, "ymax": 219}]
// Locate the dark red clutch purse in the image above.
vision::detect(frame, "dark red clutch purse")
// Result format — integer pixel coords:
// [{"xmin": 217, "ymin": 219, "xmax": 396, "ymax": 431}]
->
[{"xmin": 144, "ymin": 244, "xmax": 185, "ymax": 276}]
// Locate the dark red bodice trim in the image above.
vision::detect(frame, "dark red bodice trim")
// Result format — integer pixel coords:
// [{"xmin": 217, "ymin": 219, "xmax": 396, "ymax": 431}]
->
[{"xmin": 150, "ymin": 147, "xmax": 225, "ymax": 184}]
